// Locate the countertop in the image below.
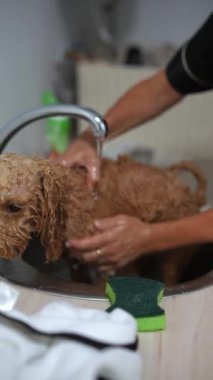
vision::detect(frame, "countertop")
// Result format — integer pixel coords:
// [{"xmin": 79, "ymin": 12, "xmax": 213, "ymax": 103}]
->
[{"xmin": 0, "ymin": 276, "xmax": 212, "ymax": 380}]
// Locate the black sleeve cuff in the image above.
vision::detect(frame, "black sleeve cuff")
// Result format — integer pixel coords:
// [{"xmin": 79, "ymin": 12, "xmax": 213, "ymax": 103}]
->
[{"xmin": 166, "ymin": 47, "xmax": 213, "ymax": 95}]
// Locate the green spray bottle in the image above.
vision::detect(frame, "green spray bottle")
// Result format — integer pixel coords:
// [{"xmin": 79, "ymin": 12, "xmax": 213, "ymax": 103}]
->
[{"xmin": 42, "ymin": 91, "xmax": 71, "ymax": 154}]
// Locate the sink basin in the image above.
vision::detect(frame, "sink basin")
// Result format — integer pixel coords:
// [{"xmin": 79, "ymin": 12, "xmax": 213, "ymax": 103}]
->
[{"xmin": 0, "ymin": 239, "xmax": 212, "ymax": 299}]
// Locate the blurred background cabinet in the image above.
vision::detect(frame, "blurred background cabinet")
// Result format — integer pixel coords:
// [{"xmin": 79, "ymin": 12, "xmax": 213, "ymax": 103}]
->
[{"xmin": 0, "ymin": 0, "xmax": 212, "ymax": 158}]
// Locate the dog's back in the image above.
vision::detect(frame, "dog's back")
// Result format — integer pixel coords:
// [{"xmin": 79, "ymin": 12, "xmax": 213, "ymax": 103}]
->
[
  {"xmin": 68, "ymin": 155, "xmax": 207, "ymax": 286},
  {"xmin": 96, "ymin": 156, "xmax": 206, "ymax": 222}
]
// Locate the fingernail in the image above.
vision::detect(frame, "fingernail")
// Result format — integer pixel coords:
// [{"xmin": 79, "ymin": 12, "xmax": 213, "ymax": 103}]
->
[
  {"xmin": 65, "ymin": 241, "xmax": 70, "ymax": 248},
  {"xmin": 62, "ymin": 160, "xmax": 67, "ymax": 166}
]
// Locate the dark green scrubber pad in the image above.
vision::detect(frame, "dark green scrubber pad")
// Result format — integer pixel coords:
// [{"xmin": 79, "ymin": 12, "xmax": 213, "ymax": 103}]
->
[{"xmin": 105, "ymin": 276, "xmax": 166, "ymax": 332}]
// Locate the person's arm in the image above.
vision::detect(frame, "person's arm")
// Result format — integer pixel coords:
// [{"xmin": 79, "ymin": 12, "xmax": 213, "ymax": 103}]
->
[
  {"xmin": 148, "ymin": 209, "xmax": 213, "ymax": 252},
  {"xmin": 54, "ymin": 69, "xmax": 182, "ymax": 188},
  {"xmin": 67, "ymin": 210, "xmax": 213, "ymax": 273},
  {"xmin": 51, "ymin": 69, "xmax": 183, "ymax": 187},
  {"xmin": 51, "ymin": 14, "xmax": 212, "ymax": 187},
  {"xmin": 80, "ymin": 69, "xmax": 183, "ymax": 143}
]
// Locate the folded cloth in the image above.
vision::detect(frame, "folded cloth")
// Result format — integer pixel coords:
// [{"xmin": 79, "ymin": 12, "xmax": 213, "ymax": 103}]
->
[{"xmin": 0, "ymin": 282, "xmax": 142, "ymax": 380}]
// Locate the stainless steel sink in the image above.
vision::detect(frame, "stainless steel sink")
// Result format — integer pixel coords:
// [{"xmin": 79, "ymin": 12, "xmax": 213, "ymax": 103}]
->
[
  {"xmin": 0, "ymin": 242, "xmax": 212, "ymax": 299},
  {"xmin": 0, "ymin": 107, "xmax": 212, "ymax": 299}
]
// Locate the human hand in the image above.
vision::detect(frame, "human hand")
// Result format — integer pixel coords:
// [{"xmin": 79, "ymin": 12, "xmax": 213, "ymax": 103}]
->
[
  {"xmin": 50, "ymin": 139, "xmax": 101, "ymax": 191},
  {"xmin": 66, "ymin": 215, "xmax": 153, "ymax": 274}
]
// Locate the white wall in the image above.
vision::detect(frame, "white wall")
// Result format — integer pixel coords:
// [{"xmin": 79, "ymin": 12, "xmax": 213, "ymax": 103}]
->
[
  {"xmin": 0, "ymin": 1, "xmax": 211, "ymax": 153},
  {"xmin": 116, "ymin": 0, "xmax": 213, "ymax": 51},
  {"xmin": 59, "ymin": 1, "xmax": 212, "ymax": 58},
  {"xmin": 0, "ymin": 0, "xmax": 70, "ymax": 154}
]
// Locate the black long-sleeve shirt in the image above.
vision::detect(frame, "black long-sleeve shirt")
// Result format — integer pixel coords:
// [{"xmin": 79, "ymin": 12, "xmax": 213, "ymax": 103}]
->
[{"xmin": 166, "ymin": 13, "xmax": 213, "ymax": 94}]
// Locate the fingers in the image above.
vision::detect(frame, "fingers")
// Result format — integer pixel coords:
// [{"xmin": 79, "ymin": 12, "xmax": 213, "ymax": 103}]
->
[
  {"xmin": 81, "ymin": 249, "xmax": 107, "ymax": 264},
  {"xmin": 68, "ymin": 240, "xmax": 115, "ymax": 265},
  {"xmin": 66, "ymin": 230, "xmax": 112, "ymax": 251},
  {"xmin": 60, "ymin": 154, "xmax": 79, "ymax": 168},
  {"xmin": 66, "ymin": 215, "xmax": 128, "ymax": 265},
  {"xmin": 95, "ymin": 215, "xmax": 127, "ymax": 230},
  {"xmin": 49, "ymin": 140, "xmax": 101, "ymax": 192},
  {"xmin": 49, "ymin": 152, "xmax": 73, "ymax": 167}
]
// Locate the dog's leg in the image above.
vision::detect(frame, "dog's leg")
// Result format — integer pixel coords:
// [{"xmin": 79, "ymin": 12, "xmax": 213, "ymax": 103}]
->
[{"xmin": 159, "ymin": 247, "xmax": 198, "ymax": 285}]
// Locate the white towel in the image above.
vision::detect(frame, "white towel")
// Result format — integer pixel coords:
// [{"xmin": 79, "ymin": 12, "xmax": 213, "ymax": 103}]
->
[{"xmin": 0, "ymin": 282, "xmax": 143, "ymax": 380}]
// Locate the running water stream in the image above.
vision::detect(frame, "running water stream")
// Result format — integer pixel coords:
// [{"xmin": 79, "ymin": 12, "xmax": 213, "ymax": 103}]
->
[
  {"xmin": 92, "ymin": 137, "xmax": 104, "ymax": 200},
  {"xmin": 96, "ymin": 137, "xmax": 103, "ymax": 158}
]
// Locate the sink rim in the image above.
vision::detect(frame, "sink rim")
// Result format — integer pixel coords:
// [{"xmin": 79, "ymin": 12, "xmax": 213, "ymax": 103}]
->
[{"xmin": 0, "ymin": 258, "xmax": 212, "ymax": 300}]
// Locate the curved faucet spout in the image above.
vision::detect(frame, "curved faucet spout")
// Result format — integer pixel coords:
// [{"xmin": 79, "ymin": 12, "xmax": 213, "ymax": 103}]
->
[{"xmin": 0, "ymin": 104, "xmax": 108, "ymax": 153}]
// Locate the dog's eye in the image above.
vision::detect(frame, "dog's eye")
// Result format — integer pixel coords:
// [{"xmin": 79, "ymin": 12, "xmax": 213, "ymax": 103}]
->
[{"xmin": 7, "ymin": 204, "xmax": 22, "ymax": 213}]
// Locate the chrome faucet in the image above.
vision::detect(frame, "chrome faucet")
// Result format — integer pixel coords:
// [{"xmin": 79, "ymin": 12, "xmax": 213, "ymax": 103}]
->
[{"xmin": 0, "ymin": 104, "xmax": 108, "ymax": 153}]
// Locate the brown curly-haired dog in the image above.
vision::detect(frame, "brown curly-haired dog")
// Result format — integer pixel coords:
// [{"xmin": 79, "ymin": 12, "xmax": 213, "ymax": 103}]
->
[{"xmin": 0, "ymin": 153, "xmax": 206, "ymax": 285}]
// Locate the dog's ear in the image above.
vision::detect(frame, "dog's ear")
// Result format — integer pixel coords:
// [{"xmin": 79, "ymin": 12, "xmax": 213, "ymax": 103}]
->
[{"xmin": 36, "ymin": 164, "xmax": 66, "ymax": 262}]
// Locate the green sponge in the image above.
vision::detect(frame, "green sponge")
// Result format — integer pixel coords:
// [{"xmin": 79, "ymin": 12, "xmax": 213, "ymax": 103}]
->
[{"xmin": 105, "ymin": 276, "xmax": 166, "ymax": 332}]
